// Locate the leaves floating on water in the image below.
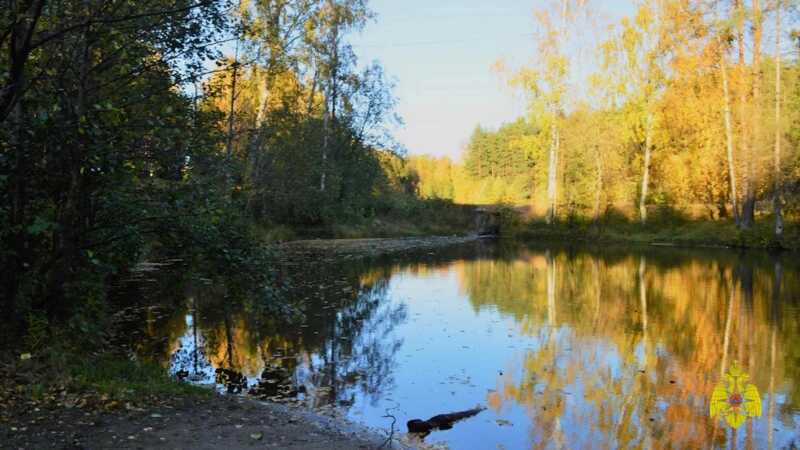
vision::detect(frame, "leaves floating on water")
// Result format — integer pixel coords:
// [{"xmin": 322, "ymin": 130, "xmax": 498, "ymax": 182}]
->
[{"xmin": 495, "ymin": 419, "xmax": 513, "ymax": 427}]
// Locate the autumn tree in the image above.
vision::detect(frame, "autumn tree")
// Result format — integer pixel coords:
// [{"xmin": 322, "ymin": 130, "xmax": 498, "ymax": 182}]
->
[
  {"xmin": 601, "ymin": 0, "xmax": 666, "ymax": 223},
  {"xmin": 1, "ymin": 0, "xmax": 229, "ymax": 328}
]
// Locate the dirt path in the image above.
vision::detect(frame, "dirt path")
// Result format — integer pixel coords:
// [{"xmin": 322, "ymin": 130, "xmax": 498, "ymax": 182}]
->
[{"xmin": 1, "ymin": 393, "xmax": 403, "ymax": 450}]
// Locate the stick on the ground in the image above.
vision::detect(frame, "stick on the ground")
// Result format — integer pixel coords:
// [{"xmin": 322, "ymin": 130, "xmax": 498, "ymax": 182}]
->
[{"xmin": 378, "ymin": 402, "xmax": 400, "ymax": 449}]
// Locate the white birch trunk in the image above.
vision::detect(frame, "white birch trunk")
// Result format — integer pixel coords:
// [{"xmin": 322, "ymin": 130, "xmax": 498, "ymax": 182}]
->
[
  {"xmin": 773, "ymin": 0, "xmax": 783, "ymax": 238},
  {"xmin": 639, "ymin": 112, "xmax": 653, "ymax": 223},
  {"xmin": 720, "ymin": 44, "xmax": 739, "ymax": 223}
]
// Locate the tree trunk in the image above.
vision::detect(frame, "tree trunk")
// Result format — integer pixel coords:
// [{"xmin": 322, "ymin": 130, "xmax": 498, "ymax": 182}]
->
[
  {"xmin": 0, "ymin": 1, "xmax": 45, "ymax": 124},
  {"xmin": 3, "ymin": 2, "xmax": 46, "ymax": 318},
  {"xmin": 734, "ymin": 0, "xmax": 748, "ymax": 228},
  {"xmin": 4, "ymin": 98, "xmax": 26, "ymax": 322},
  {"xmin": 320, "ymin": 93, "xmax": 329, "ymax": 192},
  {"xmin": 225, "ymin": 56, "xmax": 239, "ymax": 162},
  {"xmin": 742, "ymin": 0, "xmax": 763, "ymax": 229},
  {"xmin": 639, "ymin": 112, "xmax": 653, "ymax": 224},
  {"xmin": 307, "ymin": 65, "xmax": 319, "ymax": 115},
  {"xmin": 225, "ymin": 37, "xmax": 240, "ymax": 198},
  {"xmin": 320, "ymin": 0, "xmax": 340, "ymax": 193},
  {"xmin": 720, "ymin": 44, "xmax": 739, "ymax": 224},
  {"xmin": 546, "ymin": 122, "xmax": 559, "ymax": 224},
  {"xmin": 245, "ymin": 70, "xmax": 276, "ymax": 217},
  {"xmin": 773, "ymin": 0, "xmax": 783, "ymax": 239},
  {"xmin": 593, "ymin": 144, "xmax": 603, "ymax": 225},
  {"xmin": 545, "ymin": 0, "xmax": 568, "ymax": 226},
  {"xmin": 51, "ymin": 4, "xmax": 93, "ymax": 313}
]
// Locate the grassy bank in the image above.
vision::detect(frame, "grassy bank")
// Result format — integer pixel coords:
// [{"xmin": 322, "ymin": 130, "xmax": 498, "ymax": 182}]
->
[
  {"xmin": 1, "ymin": 350, "xmax": 209, "ymax": 415},
  {"xmin": 510, "ymin": 216, "xmax": 800, "ymax": 250},
  {"xmin": 3, "ymin": 353, "xmax": 385, "ymax": 450},
  {"xmin": 67, "ymin": 357, "xmax": 210, "ymax": 399},
  {"xmin": 254, "ymin": 199, "xmax": 477, "ymax": 242}
]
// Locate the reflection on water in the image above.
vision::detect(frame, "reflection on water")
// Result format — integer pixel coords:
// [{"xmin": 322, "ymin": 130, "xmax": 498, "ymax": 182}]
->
[{"xmin": 114, "ymin": 242, "xmax": 800, "ymax": 449}]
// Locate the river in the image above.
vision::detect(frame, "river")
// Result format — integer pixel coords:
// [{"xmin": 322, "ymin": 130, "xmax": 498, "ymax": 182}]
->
[{"xmin": 113, "ymin": 241, "xmax": 800, "ymax": 449}]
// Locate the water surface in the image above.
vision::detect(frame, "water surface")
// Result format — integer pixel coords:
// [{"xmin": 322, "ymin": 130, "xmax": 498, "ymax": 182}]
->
[{"xmin": 116, "ymin": 242, "xmax": 800, "ymax": 449}]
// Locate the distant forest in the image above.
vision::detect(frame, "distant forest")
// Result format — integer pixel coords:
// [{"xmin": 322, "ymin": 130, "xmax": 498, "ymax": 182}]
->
[{"xmin": 408, "ymin": 0, "xmax": 799, "ymax": 231}]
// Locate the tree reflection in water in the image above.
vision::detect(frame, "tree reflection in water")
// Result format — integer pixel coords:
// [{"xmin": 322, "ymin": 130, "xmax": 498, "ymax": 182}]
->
[
  {"xmin": 459, "ymin": 245, "xmax": 799, "ymax": 449},
  {"xmin": 112, "ymin": 243, "xmax": 800, "ymax": 449},
  {"xmin": 136, "ymin": 258, "xmax": 409, "ymax": 409}
]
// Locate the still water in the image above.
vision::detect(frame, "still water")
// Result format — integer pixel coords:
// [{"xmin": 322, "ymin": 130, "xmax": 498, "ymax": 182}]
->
[{"xmin": 116, "ymin": 242, "xmax": 800, "ymax": 449}]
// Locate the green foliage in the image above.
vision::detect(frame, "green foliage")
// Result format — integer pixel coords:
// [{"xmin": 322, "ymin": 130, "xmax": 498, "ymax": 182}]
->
[
  {"xmin": 68, "ymin": 357, "xmax": 210, "ymax": 399},
  {"xmin": 514, "ymin": 213, "xmax": 800, "ymax": 250},
  {"xmin": 256, "ymin": 224, "xmax": 298, "ymax": 243},
  {"xmin": 463, "ymin": 119, "xmax": 538, "ymax": 182},
  {"xmin": 0, "ymin": 0, "xmax": 240, "ymax": 347},
  {"xmin": 23, "ymin": 312, "xmax": 49, "ymax": 353},
  {"xmin": 0, "ymin": 0, "xmax": 432, "ymax": 355}
]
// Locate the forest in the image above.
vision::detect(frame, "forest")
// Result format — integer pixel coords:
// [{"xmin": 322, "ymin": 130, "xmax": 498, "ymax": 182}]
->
[
  {"xmin": 2, "ymin": 0, "xmax": 800, "ymax": 423},
  {"xmin": 3, "ymin": 1, "xmax": 800, "ymax": 448},
  {"xmin": 0, "ymin": 0, "xmax": 473, "ymax": 343},
  {"xmin": 410, "ymin": 0, "xmax": 800, "ymax": 241}
]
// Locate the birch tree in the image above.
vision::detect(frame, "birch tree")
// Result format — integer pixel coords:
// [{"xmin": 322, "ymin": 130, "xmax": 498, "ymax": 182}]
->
[
  {"xmin": 773, "ymin": 0, "xmax": 784, "ymax": 238},
  {"xmin": 514, "ymin": 0, "xmax": 588, "ymax": 224},
  {"xmin": 304, "ymin": 0, "xmax": 370, "ymax": 192},
  {"xmin": 741, "ymin": 0, "xmax": 764, "ymax": 228},
  {"xmin": 602, "ymin": 0, "xmax": 665, "ymax": 223},
  {"xmin": 714, "ymin": 4, "xmax": 740, "ymax": 224},
  {"xmin": 720, "ymin": 44, "xmax": 739, "ymax": 225}
]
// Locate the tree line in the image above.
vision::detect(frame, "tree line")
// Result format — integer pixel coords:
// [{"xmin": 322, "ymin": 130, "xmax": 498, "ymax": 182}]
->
[
  {"xmin": 0, "ymin": 0, "xmax": 423, "ymax": 342},
  {"xmin": 410, "ymin": 0, "xmax": 799, "ymax": 236}
]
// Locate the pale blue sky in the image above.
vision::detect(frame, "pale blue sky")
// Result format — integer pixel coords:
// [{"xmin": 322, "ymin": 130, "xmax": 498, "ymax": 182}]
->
[{"xmin": 351, "ymin": 1, "xmax": 634, "ymax": 159}]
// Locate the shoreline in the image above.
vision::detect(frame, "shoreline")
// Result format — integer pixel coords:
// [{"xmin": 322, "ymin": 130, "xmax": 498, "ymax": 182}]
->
[
  {"xmin": 511, "ymin": 221, "xmax": 798, "ymax": 252},
  {"xmin": 275, "ymin": 234, "xmax": 483, "ymax": 260},
  {"xmin": 1, "ymin": 388, "xmax": 410, "ymax": 450}
]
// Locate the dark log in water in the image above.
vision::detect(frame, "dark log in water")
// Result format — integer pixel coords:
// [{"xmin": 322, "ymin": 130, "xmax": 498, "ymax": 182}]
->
[{"xmin": 407, "ymin": 406, "xmax": 485, "ymax": 434}]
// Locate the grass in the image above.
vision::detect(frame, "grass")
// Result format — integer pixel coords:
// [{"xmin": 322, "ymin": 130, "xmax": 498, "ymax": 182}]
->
[
  {"xmin": 252, "ymin": 223, "xmax": 297, "ymax": 243},
  {"xmin": 330, "ymin": 216, "xmax": 468, "ymax": 239},
  {"xmin": 511, "ymin": 215, "xmax": 800, "ymax": 250},
  {"xmin": 67, "ymin": 356, "xmax": 210, "ymax": 399},
  {"xmin": 280, "ymin": 200, "xmax": 476, "ymax": 240},
  {"xmin": 5, "ymin": 349, "xmax": 209, "ymax": 408}
]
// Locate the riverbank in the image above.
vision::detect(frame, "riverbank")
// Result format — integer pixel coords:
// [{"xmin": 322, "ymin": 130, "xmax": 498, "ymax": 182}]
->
[
  {"xmin": 511, "ymin": 219, "xmax": 800, "ymax": 250},
  {"xmin": 0, "ymin": 387, "xmax": 393, "ymax": 449},
  {"xmin": 275, "ymin": 234, "xmax": 480, "ymax": 260},
  {"xmin": 0, "ymin": 354, "xmax": 403, "ymax": 449}
]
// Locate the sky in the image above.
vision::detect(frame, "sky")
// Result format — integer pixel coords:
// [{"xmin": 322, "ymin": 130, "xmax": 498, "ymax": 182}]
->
[{"xmin": 350, "ymin": 0, "xmax": 634, "ymax": 160}]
